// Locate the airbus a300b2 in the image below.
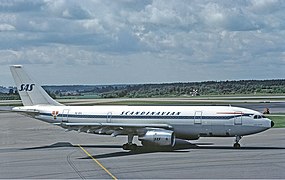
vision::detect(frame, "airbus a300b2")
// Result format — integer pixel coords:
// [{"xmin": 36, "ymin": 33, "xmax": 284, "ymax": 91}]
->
[{"xmin": 9, "ymin": 65, "xmax": 274, "ymax": 150}]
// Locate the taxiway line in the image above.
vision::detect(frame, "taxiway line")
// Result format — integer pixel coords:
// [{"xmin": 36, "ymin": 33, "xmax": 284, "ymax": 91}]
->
[{"xmin": 77, "ymin": 144, "xmax": 117, "ymax": 180}]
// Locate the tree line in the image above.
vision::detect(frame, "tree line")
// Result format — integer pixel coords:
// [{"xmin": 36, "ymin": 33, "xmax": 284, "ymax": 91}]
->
[
  {"xmin": 99, "ymin": 79, "xmax": 285, "ymax": 98},
  {"xmin": 1, "ymin": 79, "xmax": 284, "ymax": 100}
]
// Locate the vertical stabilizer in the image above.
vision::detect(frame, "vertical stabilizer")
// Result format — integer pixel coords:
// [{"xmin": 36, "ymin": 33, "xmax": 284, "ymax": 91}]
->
[{"xmin": 10, "ymin": 65, "xmax": 62, "ymax": 106}]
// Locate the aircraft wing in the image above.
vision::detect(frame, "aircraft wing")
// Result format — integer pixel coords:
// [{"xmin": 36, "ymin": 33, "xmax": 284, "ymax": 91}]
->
[{"xmin": 54, "ymin": 122, "xmax": 173, "ymax": 136}]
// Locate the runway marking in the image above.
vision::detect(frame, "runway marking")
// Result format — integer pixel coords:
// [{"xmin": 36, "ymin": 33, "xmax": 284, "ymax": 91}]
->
[{"xmin": 77, "ymin": 145, "xmax": 117, "ymax": 180}]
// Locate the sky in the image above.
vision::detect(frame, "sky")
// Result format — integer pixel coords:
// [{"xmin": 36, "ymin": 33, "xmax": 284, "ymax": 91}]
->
[{"xmin": 0, "ymin": 0, "xmax": 285, "ymax": 86}]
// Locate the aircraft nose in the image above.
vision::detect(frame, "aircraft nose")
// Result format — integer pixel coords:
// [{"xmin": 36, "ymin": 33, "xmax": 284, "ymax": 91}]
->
[{"xmin": 271, "ymin": 121, "xmax": 275, "ymax": 128}]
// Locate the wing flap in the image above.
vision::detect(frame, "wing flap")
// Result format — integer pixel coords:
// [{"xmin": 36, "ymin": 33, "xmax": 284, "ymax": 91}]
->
[
  {"xmin": 55, "ymin": 122, "xmax": 173, "ymax": 136},
  {"xmin": 60, "ymin": 122, "xmax": 172, "ymax": 129}
]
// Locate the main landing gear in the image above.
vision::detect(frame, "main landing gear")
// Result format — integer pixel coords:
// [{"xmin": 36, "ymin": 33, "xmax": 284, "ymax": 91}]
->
[
  {"xmin": 233, "ymin": 135, "xmax": 242, "ymax": 149},
  {"xmin": 122, "ymin": 134, "xmax": 138, "ymax": 151}
]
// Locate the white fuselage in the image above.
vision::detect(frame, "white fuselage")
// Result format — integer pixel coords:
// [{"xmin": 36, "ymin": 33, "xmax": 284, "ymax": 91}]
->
[{"xmin": 15, "ymin": 105, "xmax": 272, "ymax": 139}]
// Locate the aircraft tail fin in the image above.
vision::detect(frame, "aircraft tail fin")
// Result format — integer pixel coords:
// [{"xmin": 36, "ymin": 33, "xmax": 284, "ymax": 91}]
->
[{"xmin": 10, "ymin": 65, "xmax": 62, "ymax": 106}]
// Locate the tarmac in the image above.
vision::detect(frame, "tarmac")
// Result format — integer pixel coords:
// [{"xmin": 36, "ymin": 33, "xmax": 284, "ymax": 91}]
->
[{"xmin": 1, "ymin": 112, "xmax": 285, "ymax": 179}]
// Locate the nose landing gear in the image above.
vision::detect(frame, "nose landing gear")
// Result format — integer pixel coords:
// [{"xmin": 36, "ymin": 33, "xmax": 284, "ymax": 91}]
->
[{"xmin": 233, "ymin": 135, "xmax": 242, "ymax": 149}]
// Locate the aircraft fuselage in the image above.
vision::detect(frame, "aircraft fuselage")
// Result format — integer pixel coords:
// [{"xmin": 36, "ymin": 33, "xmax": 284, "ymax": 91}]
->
[{"xmin": 14, "ymin": 105, "xmax": 273, "ymax": 140}]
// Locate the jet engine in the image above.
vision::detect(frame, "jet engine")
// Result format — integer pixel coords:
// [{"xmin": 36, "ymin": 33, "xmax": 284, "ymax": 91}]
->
[{"xmin": 139, "ymin": 130, "xmax": 175, "ymax": 147}]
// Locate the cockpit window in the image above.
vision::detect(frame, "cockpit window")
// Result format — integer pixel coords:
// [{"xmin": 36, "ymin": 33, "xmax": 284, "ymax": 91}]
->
[{"xmin": 253, "ymin": 115, "xmax": 265, "ymax": 119}]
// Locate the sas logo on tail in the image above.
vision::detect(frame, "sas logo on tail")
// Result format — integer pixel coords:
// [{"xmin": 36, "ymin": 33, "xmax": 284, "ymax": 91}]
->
[{"xmin": 19, "ymin": 84, "xmax": 35, "ymax": 92}]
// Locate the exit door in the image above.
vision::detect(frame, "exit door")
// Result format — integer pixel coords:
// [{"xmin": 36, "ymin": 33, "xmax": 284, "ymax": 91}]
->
[
  {"xmin": 194, "ymin": 111, "xmax": 202, "ymax": 124},
  {"xmin": 62, "ymin": 109, "xmax": 69, "ymax": 122}
]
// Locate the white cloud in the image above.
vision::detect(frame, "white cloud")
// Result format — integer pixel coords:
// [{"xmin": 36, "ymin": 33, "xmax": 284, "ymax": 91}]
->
[
  {"xmin": 79, "ymin": 19, "xmax": 104, "ymax": 33},
  {"xmin": 0, "ymin": 0, "xmax": 284, "ymax": 86},
  {"xmin": 0, "ymin": 23, "xmax": 15, "ymax": 31},
  {"xmin": 249, "ymin": 0, "xmax": 281, "ymax": 13},
  {"xmin": 28, "ymin": 20, "xmax": 49, "ymax": 31}
]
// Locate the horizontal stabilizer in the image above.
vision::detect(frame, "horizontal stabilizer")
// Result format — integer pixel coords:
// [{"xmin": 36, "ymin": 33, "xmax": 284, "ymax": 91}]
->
[{"xmin": 11, "ymin": 107, "xmax": 40, "ymax": 117}]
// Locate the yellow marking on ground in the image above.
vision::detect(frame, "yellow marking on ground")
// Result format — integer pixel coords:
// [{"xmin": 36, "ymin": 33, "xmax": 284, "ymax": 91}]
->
[{"xmin": 77, "ymin": 144, "xmax": 117, "ymax": 180}]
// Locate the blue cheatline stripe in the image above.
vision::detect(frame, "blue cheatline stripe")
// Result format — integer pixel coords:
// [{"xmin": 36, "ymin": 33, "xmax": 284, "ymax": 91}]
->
[{"xmin": 40, "ymin": 113, "xmax": 252, "ymax": 120}]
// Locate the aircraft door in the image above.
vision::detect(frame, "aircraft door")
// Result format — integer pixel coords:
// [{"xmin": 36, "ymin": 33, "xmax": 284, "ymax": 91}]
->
[
  {"xmin": 106, "ymin": 112, "xmax": 112, "ymax": 123},
  {"xmin": 194, "ymin": 111, "xmax": 202, "ymax": 124},
  {"xmin": 234, "ymin": 112, "xmax": 242, "ymax": 125},
  {"xmin": 62, "ymin": 109, "xmax": 69, "ymax": 123}
]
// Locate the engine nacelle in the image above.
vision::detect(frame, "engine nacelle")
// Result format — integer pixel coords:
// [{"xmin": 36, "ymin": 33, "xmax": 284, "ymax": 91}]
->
[{"xmin": 139, "ymin": 130, "xmax": 175, "ymax": 147}]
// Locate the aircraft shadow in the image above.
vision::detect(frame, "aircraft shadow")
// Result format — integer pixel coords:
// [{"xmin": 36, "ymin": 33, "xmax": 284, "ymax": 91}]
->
[
  {"xmin": 21, "ymin": 141, "xmax": 285, "ymax": 160},
  {"xmin": 80, "ymin": 145, "xmax": 193, "ymax": 160},
  {"xmin": 20, "ymin": 139, "xmax": 199, "ymax": 150},
  {"xmin": 20, "ymin": 142, "xmax": 74, "ymax": 150},
  {"xmin": 195, "ymin": 146, "xmax": 285, "ymax": 150},
  {"xmin": 20, "ymin": 142, "xmax": 121, "ymax": 150},
  {"xmin": 80, "ymin": 141, "xmax": 209, "ymax": 159},
  {"xmin": 80, "ymin": 140, "xmax": 285, "ymax": 159},
  {"xmin": 80, "ymin": 144, "xmax": 285, "ymax": 160}
]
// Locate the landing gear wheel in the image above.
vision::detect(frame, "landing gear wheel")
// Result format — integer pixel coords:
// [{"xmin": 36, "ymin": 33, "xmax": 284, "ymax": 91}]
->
[
  {"xmin": 130, "ymin": 144, "xmax": 137, "ymax": 151},
  {"xmin": 233, "ymin": 143, "xmax": 241, "ymax": 149},
  {"xmin": 122, "ymin": 134, "xmax": 138, "ymax": 151},
  {"xmin": 122, "ymin": 143, "xmax": 137, "ymax": 151},
  {"xmin": 233, "ymin": 135, "xmax": 242, "ymax": 149},
  {"xmin": 122, "ymin": 143, "xmax": 129, "ymax": 150}
]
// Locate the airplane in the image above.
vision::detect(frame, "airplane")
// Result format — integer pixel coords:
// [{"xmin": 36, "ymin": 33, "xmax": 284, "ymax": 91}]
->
[{"xmin": 9, "ymin": 65, "xmax": 274, "ymax": 150}]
